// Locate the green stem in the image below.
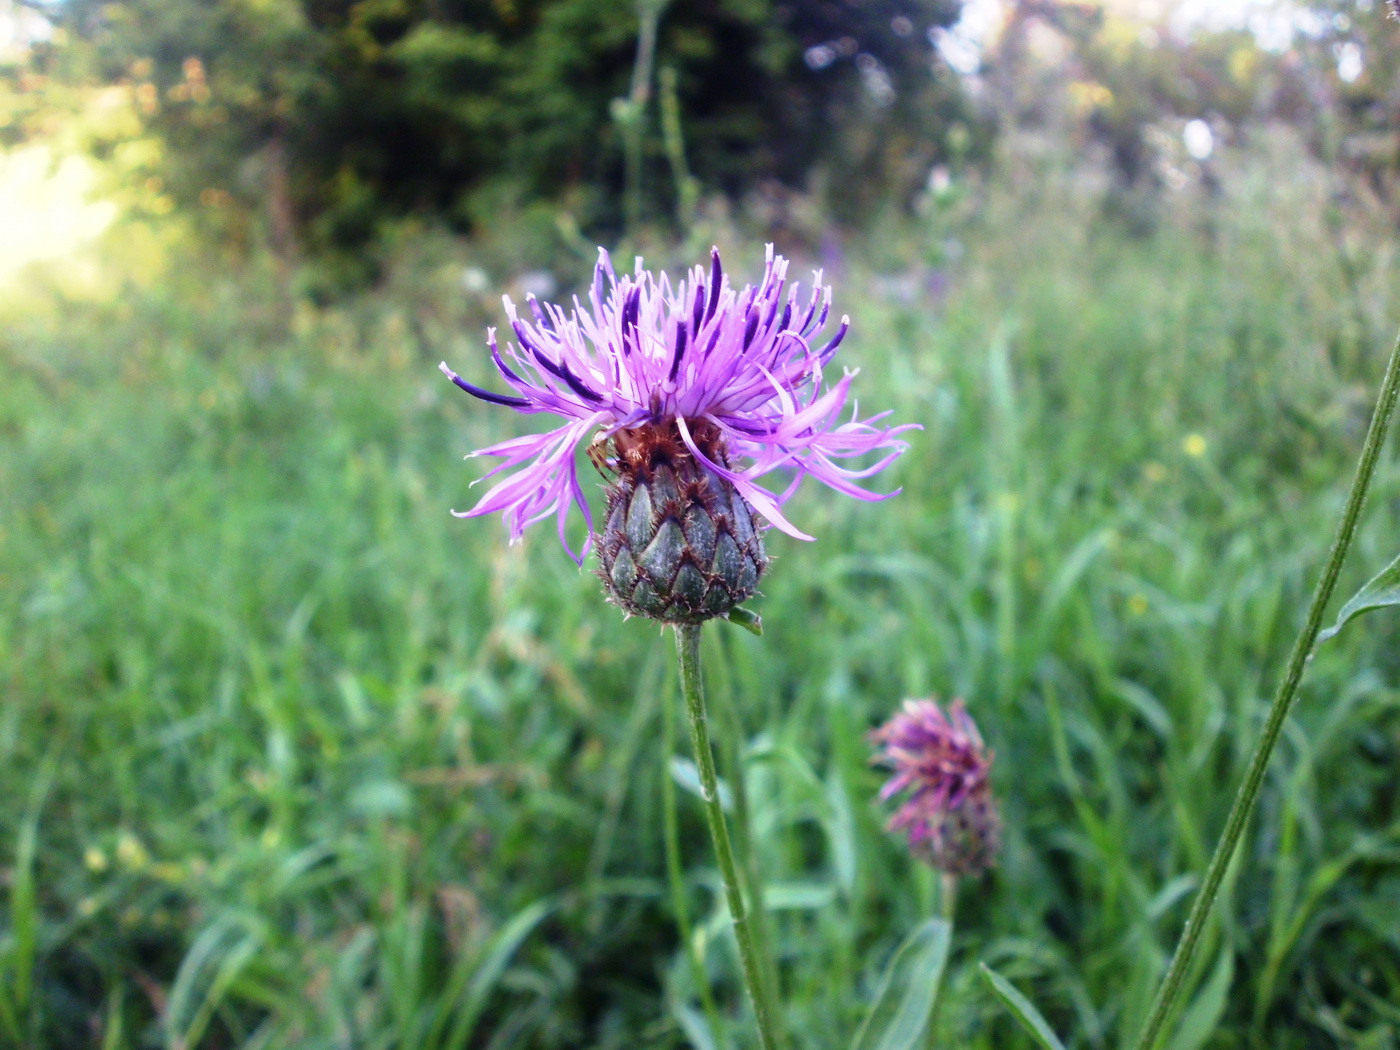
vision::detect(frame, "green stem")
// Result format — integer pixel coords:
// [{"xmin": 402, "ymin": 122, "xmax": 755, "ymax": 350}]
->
[
  {"xmin": 661, "ymin": 655, "xmax": 727, "ymax": 1048},
  {"xmin": 716, "ymin": 633, "xmax": 783, "ymax": 1024},
  {"xmin": 620, "ymin": 0, "xmax": 666, "ymax": 235},
  {"xmin": 1134, "ymin": 326, "xmax": 1400, "ymax": 1050},
  {"xmin": 675, "ymin": 623, "xmax": 782, "ymax": 1050},
  {"xmin": 939, "ymin": 872, "xmax": 958, "ymax": 923},
  {"xmin": 927, "ymin": 872, "xmax": 959, "ymax": 1050}
]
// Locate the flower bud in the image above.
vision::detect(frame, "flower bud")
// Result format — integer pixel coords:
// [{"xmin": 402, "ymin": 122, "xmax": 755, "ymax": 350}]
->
[{"xmin": 597, "ymin": 421, "xmax": 767, "ymax": 623}]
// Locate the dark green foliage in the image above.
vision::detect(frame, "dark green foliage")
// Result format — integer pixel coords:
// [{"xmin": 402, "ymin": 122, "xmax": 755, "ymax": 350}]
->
[{"xmin": 33, "ymin": 0, "xmax": 975, "ymax": 259}]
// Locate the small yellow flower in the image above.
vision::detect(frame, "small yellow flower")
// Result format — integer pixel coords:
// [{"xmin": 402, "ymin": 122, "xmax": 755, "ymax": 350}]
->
[
  {"xmin": 151, "ymin": 861, "xmax": 186, "ymax": 883},
  {"xmin": 1183, "ymin": 433, "xmax": 1207, "ymax": 458},
  {"xmin": 115, "ymin": 831, "xmax": 150, "ymax": 872},
  {"xmin": 84, "ymin": 846, "xmax": 109, "ymax": 873}
]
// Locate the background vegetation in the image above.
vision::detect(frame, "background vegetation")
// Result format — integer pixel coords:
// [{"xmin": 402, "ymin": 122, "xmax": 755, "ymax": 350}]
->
[{"xmin": 3, "ymin": 1, "xmax": 1400, "ymax": 1048}]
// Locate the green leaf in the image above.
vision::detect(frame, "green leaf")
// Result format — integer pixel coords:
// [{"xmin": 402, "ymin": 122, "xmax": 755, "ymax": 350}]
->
[
  {"xmin": 433, "ymin": 897, "xmax": 554, "ymax": 1050},
  {"xmin": 669, "ymin": 757, "xmax": 733, "ymax": 811},
  {"xmin": 1166, "ymin": 946, "xmax": 1233, "ymax": 1050},
  {"xmin": 724, "ymin": 605, "xmax": 763, "ymax": 636},
  {"xmin": 762, "ymin": 881, "xmax": 837, "ymax": 911},
  {"xmin": 672, "ymin": 1002, "xmax": 722, "ymax": 1050},
  {"xmin": 978, "ymin": 963, "xmax": 1067, "ymax": 1050},
  {"xmin": 0, "ymin": 762, "xmax": 52, "ymax": 1043},
  {"xmin": 1318, "ymin": 552, "xmax": 1400, "ymax": 643},
  {"xmin": 850, "ymin": 919, "xmax": 951, "ymax": 1050}
]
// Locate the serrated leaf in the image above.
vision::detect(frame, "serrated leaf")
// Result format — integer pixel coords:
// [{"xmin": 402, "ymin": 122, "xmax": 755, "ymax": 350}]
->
[
  {"xmin": 978, "ymin": 963, "xmax": 1067, "ymax": 1050},
  {"xmin": 1318, "ymin": 552, "xmax": 1400, "ymax": 643},
  {"xmin": 850, "ymin": 919, "xmax": 951, "ymax": 1050}
]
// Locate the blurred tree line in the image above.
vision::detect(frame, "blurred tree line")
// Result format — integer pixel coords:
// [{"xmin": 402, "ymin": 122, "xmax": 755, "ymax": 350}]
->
[
  {"xmin": 968, "ymin": 1, "xmax": 1400, "ymax": 233},
  {"xmin": 5, "ymin": 0, "xmax": 1400, "ymax": 282},
  {"xmin": 6, "ymin": 0, "xmax": 975, "ymax": 270}
]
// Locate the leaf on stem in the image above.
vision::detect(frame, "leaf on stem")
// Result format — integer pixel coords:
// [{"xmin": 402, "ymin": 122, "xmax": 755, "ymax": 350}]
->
[
  {"xmin": 724, "ymin": 605, "xmax": 763, "ymax": 636},
  {"xmin": 1165, "ymin": 946, "xmax": 1233, "ymax": 1050},
  {"xmin": 669, "ymin": 757, "xmax": 734, "ymax": 811},
  {"xmin": 1318, "ymin": 552, "xmax": 1400, "ymax": 643},
  {"xmin": 850, "ymin": 918, "xmax": 951, "ymax": 1050},
  {"xmin": 978, "ymin": 963, "xmax": 1068, "ymax": 1050}
]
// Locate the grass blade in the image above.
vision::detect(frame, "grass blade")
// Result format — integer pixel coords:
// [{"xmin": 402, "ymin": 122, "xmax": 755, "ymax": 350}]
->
[
  {"xmin": 439, "ymin": 897, "xmax": 553, "ymax": 1050},
  {"xmin": 1166, "ymin": 946, "xmax": 1233, "ymax": 1050},
  {"xmin": 850, "ymin": 918, "xmax": 951, "ymax": 1050},
  {"xmin": 1318, "ymin": 551, "xmax": 1400, "ymax": 643},
  {"xmin": 0, "ymin": 759, "xmax": 54, "ymax": 1043},
  {"xmin": 979, "ymin": 963, "xmax": 1068, "ymax": 1050}
]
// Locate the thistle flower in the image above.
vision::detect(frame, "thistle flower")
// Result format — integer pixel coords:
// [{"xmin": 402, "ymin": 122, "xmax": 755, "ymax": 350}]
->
[
  {"xmin": 441, "ymin": 245, "xmax": 915, "ymax": 622},
  {"xmin": 871, "ymin": 698, "xmax": 1000, "ymax": 876}
]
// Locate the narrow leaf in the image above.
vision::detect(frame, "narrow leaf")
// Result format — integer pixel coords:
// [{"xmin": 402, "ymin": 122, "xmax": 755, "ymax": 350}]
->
[
  {"xmin": 672, "ymin": 1002, "xmax": 722, "ymax": 1050},
  {"xmin": 850, "ymin": 919, "xmax": 951, "ymax": 1050},
  {"xmin": 1318, "ymin": 552, "xmax": 1400, "ymax": 643},
  {"xmin": 669, "ymin": 757, "xmax": 733, "ymax": 811},
  {"xmin": 978, "ymin": 963, "xmax": 1068, "ymax": 1050},
  {"xmin": 1166, "ymin": 947, "xmax": 1233, "ymax": 1050},
  {"xmin": 441, "ymin": 898, "xmax": 553, "ymax": 1050},
  {"xmin": 725, "ymin": 605, "xmax": 763, "ymax": 636}
]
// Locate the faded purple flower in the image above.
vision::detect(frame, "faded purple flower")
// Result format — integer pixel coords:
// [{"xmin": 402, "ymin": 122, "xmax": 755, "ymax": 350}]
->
[
  {"xmin": 440, "ymin": 244, "xmax": 916, "ymax": 564},
  {"xmin": 871, "ymin": 698, "xmax": 1001, "ymax": 876}
]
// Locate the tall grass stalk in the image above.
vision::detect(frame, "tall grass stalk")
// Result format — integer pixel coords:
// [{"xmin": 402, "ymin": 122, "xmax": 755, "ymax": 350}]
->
[
  {"xmin": 660, "ymin": 651, "xmax": 726, "ymax": 1046},
  {"xmin": 1134, "ymin": 325, "xmax": 1400, "ymax": 1050},
  {"xmin": 674, "ymin": 623, "xmax": 781, "ymax": 1050}
]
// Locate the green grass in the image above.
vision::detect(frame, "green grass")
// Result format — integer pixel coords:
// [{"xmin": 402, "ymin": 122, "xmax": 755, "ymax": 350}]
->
[{"xmin": 3, "ymin": 172, "xmax": 1400, "ymax": 1049}]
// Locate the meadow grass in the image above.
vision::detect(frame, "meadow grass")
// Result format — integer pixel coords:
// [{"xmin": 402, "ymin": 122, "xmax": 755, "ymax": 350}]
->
[{"xmin": 3, "ymin": 166, "xmax": 1400, "ymax": 1049}]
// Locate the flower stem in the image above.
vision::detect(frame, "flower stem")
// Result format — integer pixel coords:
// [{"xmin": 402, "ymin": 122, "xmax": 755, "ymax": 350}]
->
[
  {"xmin": 1134, "ymin": 326, "xmax": 1400, "ymax": 1050},
  {"xmin": 661, "ymin": 653, "xmax": 727, "ymax": 1048},
  {"xmin": 927, "ymin": 872, "xmax": 959, "ymax": 1050},
  {"xmin": 674, "ymin": 623, "xmax": 782, "ymax": 1050},
  {"xmin": 939, "ymin": 872, "xmax": 959, "ymax": 923},
  {"xmin": 715, "ymin": 637, "xmax": 783, "ymax": 1025}
]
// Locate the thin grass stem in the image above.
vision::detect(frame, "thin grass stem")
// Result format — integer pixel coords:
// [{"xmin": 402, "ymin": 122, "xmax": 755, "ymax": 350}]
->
[
  {"xmin": 927, "ymin": 872, "xmax": 959, "ymax": 1050},
  {"xmin": 1134, "ymin": 326, "xmax": 1400, "ymax": 1050},
  {"xmin": 674, "ymin": 623, "xmax": 782, "ymax": 1050},
  {"xmin": 715, "ymin": 632, "xmax": 783, "ymax": 1030},
  {"xmin": 940, "ymin": 872, "xmax": 958, "ymax": 923},
  {"xmin": 661, "ymin": 655, "xmax": 727, "ymax": 1048}
]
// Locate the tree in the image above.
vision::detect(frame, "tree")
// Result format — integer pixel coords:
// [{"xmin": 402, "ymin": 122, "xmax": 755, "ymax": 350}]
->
[{"xmin": 33, "ymin": 0, "xmax": 974, "ymax": 264}]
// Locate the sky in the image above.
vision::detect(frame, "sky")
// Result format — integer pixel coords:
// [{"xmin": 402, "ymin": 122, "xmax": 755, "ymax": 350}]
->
[
  {"xmin": 937, "ymin": 0, "xmax": 1361, "ymax": 76},
  {"xmin": 951, "ymin": 0, "xmax": 1351, "ymax": 44}
]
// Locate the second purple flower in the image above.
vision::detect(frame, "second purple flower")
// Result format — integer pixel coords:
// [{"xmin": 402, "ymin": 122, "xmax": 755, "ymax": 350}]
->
[{"xmin": 871, "ymin": 698, "xmax": 1001, "ymax": 876}]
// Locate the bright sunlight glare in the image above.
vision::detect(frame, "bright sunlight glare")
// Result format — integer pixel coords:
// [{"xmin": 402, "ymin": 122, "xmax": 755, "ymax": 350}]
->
[{"xmin": 0, "ymin": 146, "xmax": 118, "ymax": 285}]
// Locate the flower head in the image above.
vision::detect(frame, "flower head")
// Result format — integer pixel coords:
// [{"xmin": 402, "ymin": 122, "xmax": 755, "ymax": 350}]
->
[
  {"xmin": 871, "ymin": 698, "xmax": 1001, "ymax": 876},
  {"xmin": 441, "ymin": 245, "xmax": 915, "ymax": 564}
]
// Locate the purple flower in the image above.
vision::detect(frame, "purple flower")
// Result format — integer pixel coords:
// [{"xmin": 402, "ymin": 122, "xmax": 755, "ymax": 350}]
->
[
  {"xmin": 441, "ymin": 245, "xmax": 916, "ymax": 563},
  {"xmin": 871, "ymin": 699, "xmax": 1001, "ymax": 876}
]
